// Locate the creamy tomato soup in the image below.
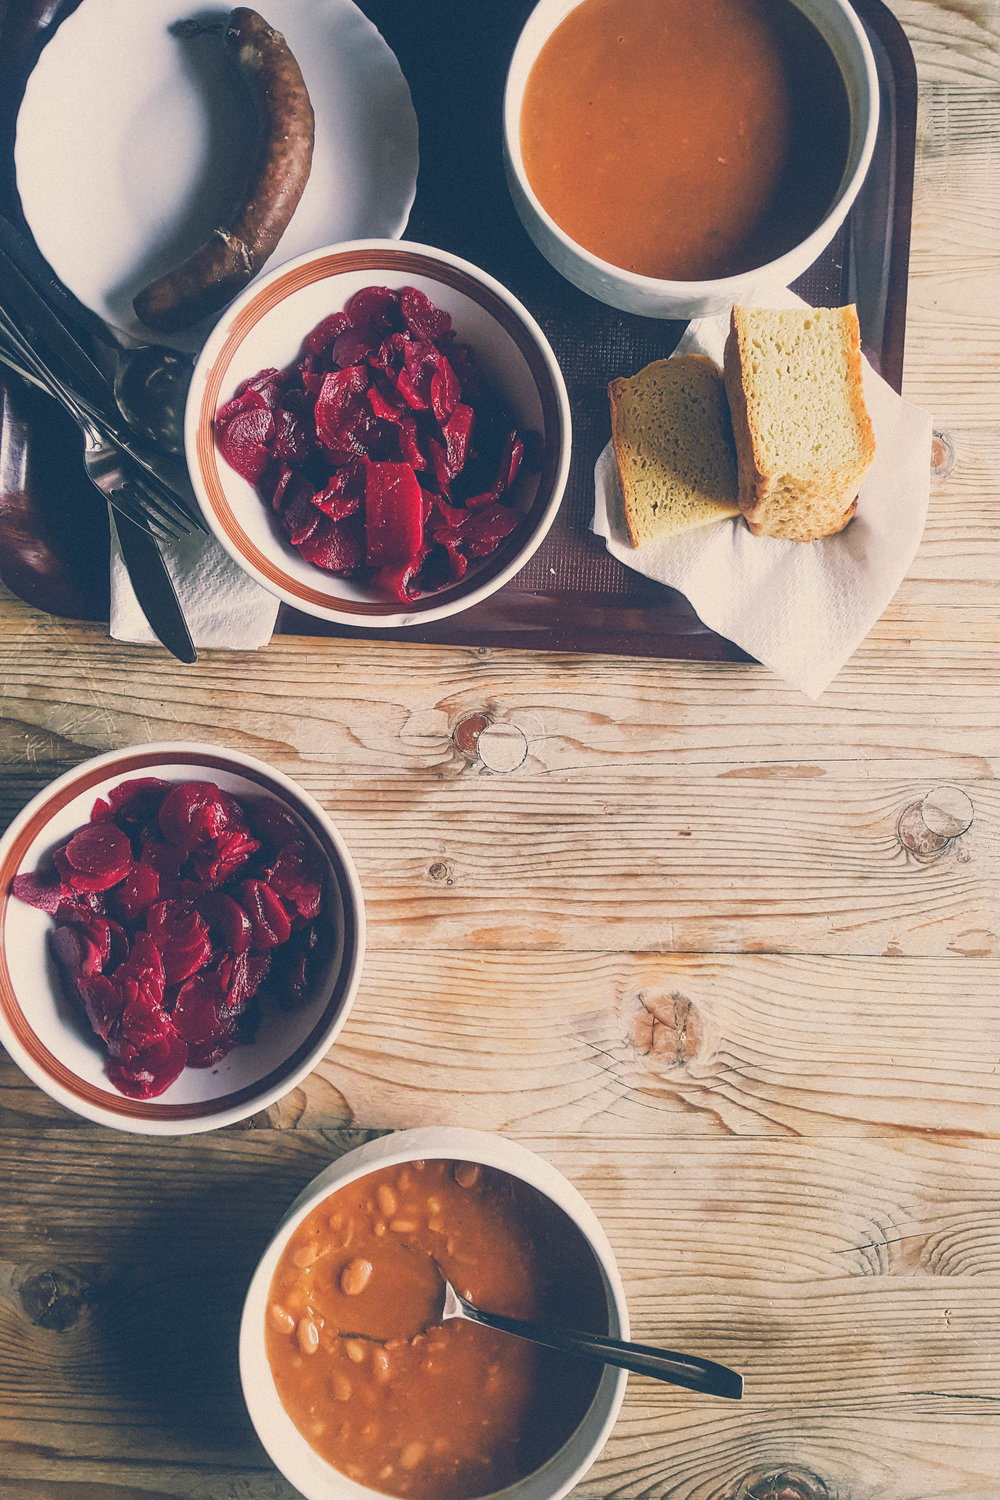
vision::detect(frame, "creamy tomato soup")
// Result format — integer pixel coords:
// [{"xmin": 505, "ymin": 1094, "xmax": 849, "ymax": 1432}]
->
[
  {"xmin": 520, "ymin": 0, "xmax": 851, "ymax": 281},
  {"xmin": 265, "ymin": 1159, "xmax": 607, "ymax": 1499}
]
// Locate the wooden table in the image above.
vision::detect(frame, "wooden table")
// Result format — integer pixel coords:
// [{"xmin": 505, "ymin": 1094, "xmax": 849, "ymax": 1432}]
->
[{"xmin": 1, "ymin": 1, "xmax": 999, "ymax": 1496}]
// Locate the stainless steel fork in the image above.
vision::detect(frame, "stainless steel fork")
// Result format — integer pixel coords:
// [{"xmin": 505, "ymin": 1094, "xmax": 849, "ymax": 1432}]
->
[{"xmin": 0, "ymin": 307, "xmax": 202, "ymax": 539}]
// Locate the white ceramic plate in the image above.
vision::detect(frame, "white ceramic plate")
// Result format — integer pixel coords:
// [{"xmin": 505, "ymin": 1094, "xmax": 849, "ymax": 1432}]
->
[{"xmin": 14, "ymin": 0, "xmax": 418, "ymax": 350}]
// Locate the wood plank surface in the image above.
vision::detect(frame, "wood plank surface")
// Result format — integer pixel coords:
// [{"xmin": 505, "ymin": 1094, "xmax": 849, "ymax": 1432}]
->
[{"xmin": 2, "ymin": 1, "xmax": 1000, "ymax": 1497}]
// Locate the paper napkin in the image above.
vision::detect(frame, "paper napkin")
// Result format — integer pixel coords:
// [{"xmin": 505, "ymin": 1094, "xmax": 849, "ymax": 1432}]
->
[
  {"xmin": 109, "ymin": 520, "xmax": 280, "ymax": 650},
  {"xmin": 592, "ymin": 291, "xmax": 933, "ymax": 697}
]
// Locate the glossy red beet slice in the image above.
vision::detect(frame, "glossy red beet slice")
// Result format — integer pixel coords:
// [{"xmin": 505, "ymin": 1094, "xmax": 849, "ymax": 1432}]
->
[
  {"xmin": 400, "ymin": 285, "xmax": 451, "ymax": 342},
  {"xmin": 298, "ymin": 513, "xmax": 365, "ymax": 574},
  {"xmin": 172, "ymin": 972, "xmax": 232, "ymax": 1047},
  {"xmin": 237, "ymin": 879, "xmax": 292, "ymax": 950},
  {"xmin": 109, "ymin": 861, "xmax": 161, "ymax": 923},
  {"xmin": 365, "ymin": 462, "xmax": 424, "ymax": 567},
  {"xmin": 78, "ymin": 974, "xmax": 127, "ymax": 1042},
  {"xmin": 108, "ymin": 1030, "xmax": 188, "ymax": 1098},
  {"xmin": 158, "ymin": 781, "xmax": 236, "ymax": 851},
  {"xmin": 199, "ymin": 891, "xmax": 253, "ymax": 955},
  {"xmin": 115, "ymin": 930, "xmax": 166, "ymax": 1007},
  {"xmin": 269, "ymin": 841, "xmax": 323, "ymax": 920},
  {"xmin": 146, "ymin": 900, "xmax": 212, "ymax": 986},
  {"xmin": 53, "ymin": 838, "xmax": 130, "ymax": 893},
  {"xmin": 52, "ymin": 922, "xmax": 106, "ymax": 985},
  {"xmin": 216, "ymin": 404, "xmax": 276, "ymax": 483}
]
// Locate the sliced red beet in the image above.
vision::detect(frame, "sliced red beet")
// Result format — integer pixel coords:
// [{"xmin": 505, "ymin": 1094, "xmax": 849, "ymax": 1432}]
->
[
  {"xmin": 430, "ymin": 357, "xmax": 461, "ymax": 425},
  {"xmin": 146, "ymin": 900, "xmax": 212, "ymax": 986},
  {"xmin": 236, "ymin": 879, "xmax": 292, "ymax": 950},
  {"xmin": 199, "ymin": 891, "xmax": 253, "ymax": 955},
  {"xmin": 297, "ymin": 513, "xmax": 365, "ymax": 573},
  {"xmin": 216, "ymin": 949, "xmax": 271, "ymax": 1015},
  {"xmin": 190, "ymin": 826, "xmax": 260, "ymax": 889},
  {"xmin": 12, "ymin": 775, "xmax": 334, "ymax": 1100},
  {"xmin": 216, "ymin": 404, "xmax": 276, "ymax": 484},
  {"xmin": 51, "ymin": 922, "xmax": 106, "ymax": 986},
  {"xmin": 311, "ymin": 471, "xmax": 362, "ymax": 521},
  {"xmin": 53, "ymin": 839, "xmax": 129, "ymax": 894},
  {"xmin": 65, "ymin": 823, "xmax": 131, "ymax": 877},
  {"xmin": 269, "ymin": 841, "xmax": 324, "ymax": 920},
  {"xmin": 251, "ymin": 799, "xmax": 304, "ymax": 852},
  {"xmin": 109, "ymin": 861, "xmax": 160, "ymax": 923},
  {"xmin": 400, "ymin": 285, "xmax": 452, "ymax": 342},
  {"xmin": 314, "ymin": 367, "xmax": 369, "ymax": 451},
  {"xmin": 172, "ymin": 972, "xmax": 232, "ymax": 1048},
  {"xmin": 365, "ymin": 462, "xmax": 424, "ymax": 567},
  {"xmin": 305, "ymin": 310, "xmax": 351, "ymax": 359},
  {"xmin": 460, "ymin": 503, "xmax": 522, "ymax": 558},
  {"xmin": 11, "ymin": 870, "xmax": 65, "ymax": 915},
  {"xmin": 78, "ymin": 974, "xmax": 127, "ymax": 1042},
  {"xmin": 115, "ymin": 930, "xmax": 166, "ymax": 1008},
  {"xmin": 108, "ymin": 1030, "xmax": 187, "ymax": 1098},
  {"xmin": 158, "ymin": 781, "xmax": 235, "ymax": 851},
  {"xmin": 280, "ymin": 475, "xmax": 322, "ymax": 547}
]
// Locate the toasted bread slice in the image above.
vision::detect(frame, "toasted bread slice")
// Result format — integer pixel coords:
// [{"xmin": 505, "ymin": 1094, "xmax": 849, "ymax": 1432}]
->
[
  {"xmin": 723, "ymin": 305, "xmax": 876, "ymax": 542},
  {"xmin": 608, "ymin": 355, "xmax": 740, "ymax": 548}
]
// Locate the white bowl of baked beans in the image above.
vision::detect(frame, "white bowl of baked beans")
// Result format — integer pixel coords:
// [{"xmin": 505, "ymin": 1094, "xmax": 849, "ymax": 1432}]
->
[{"xmin": 240, "ymin": 1127, "xmax": 629, "ymax": 1500}]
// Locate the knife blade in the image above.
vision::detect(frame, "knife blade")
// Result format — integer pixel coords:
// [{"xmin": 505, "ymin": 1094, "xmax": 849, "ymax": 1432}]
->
[{"xmin": 111, "ymin": 508, "xmax": 198, "ymax": 664}]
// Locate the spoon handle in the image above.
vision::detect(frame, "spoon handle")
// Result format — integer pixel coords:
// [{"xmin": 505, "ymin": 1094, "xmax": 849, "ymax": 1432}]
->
[{"xmin": 455, "ymin": 1301, "xmax": 743, "ymax": 1400}]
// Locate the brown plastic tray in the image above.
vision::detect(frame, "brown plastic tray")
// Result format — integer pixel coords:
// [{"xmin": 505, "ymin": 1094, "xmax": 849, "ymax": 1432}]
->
[{"xmin": 0, "ymin": 0, "xmax": 917, "ymax": 656}]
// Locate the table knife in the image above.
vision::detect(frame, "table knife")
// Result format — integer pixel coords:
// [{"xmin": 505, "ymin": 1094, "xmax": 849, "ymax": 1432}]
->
[{"xmin": 111, "ymin": 509, "xmax": 198, "ymax": 664}]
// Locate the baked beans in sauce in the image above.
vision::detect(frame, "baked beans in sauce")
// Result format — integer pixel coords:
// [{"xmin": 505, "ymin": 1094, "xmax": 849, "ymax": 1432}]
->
[
  {"xmin": 266, "ymin": 1160, "xmax": 607, "ymax": 1498},
  {"xmin": 520, "ymin": 0, "xmax": 851, "ymax": 281}
]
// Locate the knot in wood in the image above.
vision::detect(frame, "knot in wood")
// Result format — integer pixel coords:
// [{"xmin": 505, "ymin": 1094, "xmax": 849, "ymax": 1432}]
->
[
  {"xmin": 733, "ymin": 1468, "xmax": 833, "ymax": 1500},
  {"xmin": 452, "ymin": 713, "xmax": 527, "ymax": 773},
  {"xmin": 630, "ymin": 990, "xmax": 704, "ymax": 1067},
  {"xmin": 19, "ymin": 1268, "xmax": 89, "ymax": 1331},
  {"xmin": 930, "ymin": 429, "xmax": 955, "ymax": 478}
]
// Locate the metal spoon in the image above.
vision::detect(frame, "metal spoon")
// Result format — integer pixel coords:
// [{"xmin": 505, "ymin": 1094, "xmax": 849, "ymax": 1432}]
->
[
  {"xmin": 438, "ymin": 1275, "xmax": 743, "ymax": 1400},
  {"xmin": 111, "ymin": 341, "xmax": 193, "ymax": 456},
  {"xmin": 0, "ymin": 211, "xmax": 192, "ymax": 455}
]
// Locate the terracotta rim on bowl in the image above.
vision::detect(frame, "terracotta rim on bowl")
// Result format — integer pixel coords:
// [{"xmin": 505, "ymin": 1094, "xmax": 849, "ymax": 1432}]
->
[
  {"xmin": 0, "ymin": 748, "xmax": 362, "ymax": 1124},
  {"xmin": 193, "ymin": 246, "xmax": 567, "ymax": 618}
]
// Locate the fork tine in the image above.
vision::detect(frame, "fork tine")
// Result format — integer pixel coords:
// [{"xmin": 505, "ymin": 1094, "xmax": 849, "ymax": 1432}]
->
[{"xmin": 125, "ymin": 485, "xmax": 191, "ymax": 540}]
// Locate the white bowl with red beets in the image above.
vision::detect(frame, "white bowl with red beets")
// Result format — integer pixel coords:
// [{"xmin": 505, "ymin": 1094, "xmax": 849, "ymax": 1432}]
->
[
  {"xmin": 503, "ymin": 0, "xmax": 879, "ymax": 319},
  {"xmin": 185, "ymin": 239, "xmax": 572, "ymax": 627},
  {"xmin": 0, "ymin": 743, "xmax": 365, "ymax": 1135},
  {"xmin": 240, "ymin": 1126, "xmax": 629, "ymax": 1500}
]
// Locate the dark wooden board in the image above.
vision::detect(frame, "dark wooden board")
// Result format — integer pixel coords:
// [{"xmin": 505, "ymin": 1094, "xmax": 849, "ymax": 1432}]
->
[{"xmin": 0, "ymin": 0, "xmax": 917, "ymax": 656}]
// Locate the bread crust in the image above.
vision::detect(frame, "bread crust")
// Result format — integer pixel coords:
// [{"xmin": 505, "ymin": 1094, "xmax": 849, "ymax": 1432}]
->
[{"xmin": 723, "ymin": 305, "xmax": 876, "ymax": 543}]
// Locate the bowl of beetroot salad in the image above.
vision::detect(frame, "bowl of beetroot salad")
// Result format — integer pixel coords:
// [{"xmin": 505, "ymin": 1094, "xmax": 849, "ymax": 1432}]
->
[
  {"xmin": 185, "ymin": 240, "xmax": 571, "ymax": 627},
  {"xmin": 0, "ymin": 744, "xmax": 365, "ymax": 1134}
]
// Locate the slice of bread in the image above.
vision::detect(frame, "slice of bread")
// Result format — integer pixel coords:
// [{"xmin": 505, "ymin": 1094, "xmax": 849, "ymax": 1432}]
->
[
  {"xmin": 608, "ymin": 355, "xmax": 740, "ymax": 548},
  {"xmin": 723, "ymin": 305, "xmax": 876, "ymax": 542}
]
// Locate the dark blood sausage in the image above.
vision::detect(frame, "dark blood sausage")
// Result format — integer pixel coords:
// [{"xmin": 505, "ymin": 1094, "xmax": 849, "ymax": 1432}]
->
[{"xmin": 132, "ymin": 8, "xmax": 315, "ymax": 334}]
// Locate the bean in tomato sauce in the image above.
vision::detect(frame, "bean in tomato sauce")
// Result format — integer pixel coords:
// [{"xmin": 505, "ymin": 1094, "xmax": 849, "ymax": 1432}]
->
[{"xmin": 265, "ymin": 1159, "xmax": 608, "ymax": 1498}]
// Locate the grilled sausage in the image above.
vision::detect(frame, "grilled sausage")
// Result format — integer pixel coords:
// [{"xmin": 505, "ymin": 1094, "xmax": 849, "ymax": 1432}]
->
[{"xmin": 133, "ymin": 8, "xmax": 315, "ymax": 334}]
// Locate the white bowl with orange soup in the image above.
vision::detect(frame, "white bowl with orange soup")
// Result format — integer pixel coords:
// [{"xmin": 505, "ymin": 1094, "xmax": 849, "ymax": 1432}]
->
[
  {"xmin": 240, "ymin": 1127, "xmax": 629, "ymax": 1500},
  {"xmin": 503, "ymin": 0, "xmax": 879, "ymax": 319}
]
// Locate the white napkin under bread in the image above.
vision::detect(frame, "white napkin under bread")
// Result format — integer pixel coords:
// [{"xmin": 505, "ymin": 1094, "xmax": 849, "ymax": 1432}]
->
[{"xmin": 593, "ymin": 290, "xmax": 933, "ymax": 698}]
